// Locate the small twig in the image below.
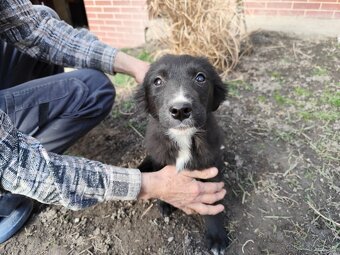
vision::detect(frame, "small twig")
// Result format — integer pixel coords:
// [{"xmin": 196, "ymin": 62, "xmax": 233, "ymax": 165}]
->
[
  {"xmin": 264, "ymin": 215, "xmax": 292, "ymax": 219},
  {"xmin": 141, "ymin": 203, "xmax": 154, "ymax": 218},
  {"xmin": 128, "ymin": 123, "xmax": 144, "ymax": 139},
  {"xmin": 85, "ymin": 236, "xmax": 98, "ymax": 241},
  {"xmin": 113, "ymin": 234, "xmax": 127, "ymax": 255},
  {"xmin": 242, "ymin": 239, "xmax": 254, "ymax": 253},
  {"xmin": 77, "ymin": 246, "xmax": 93, "ymax": 255},
  {"xmin": 119, "ymin": 110, "xmax": 134, "ymax": 116},
  {"xmin": 292, "ymin": 42, "xmax": 298, "ymax": 59},
  {"xmin": 294, "ymin": 47, "xmax": 313, "ymax": 59},
  {"xmin": 113, "ymin": 234, "xmax": 122, "ymax": 241},
  {"xmin": 283, "ymin": 161, "xmax": 298, "ymax": 177},
  {"xmin": 307, "ymin": 201, "xmax": 340, "ymax": 228}
]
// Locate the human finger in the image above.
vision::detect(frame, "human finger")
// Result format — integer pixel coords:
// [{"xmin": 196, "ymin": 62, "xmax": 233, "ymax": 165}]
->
[
  {"xmin": 195, "ymin": 181, "xmax": 224, "ymax": 195},
  {"xmin": 195, "ymin": 189, "xmax": 226, "ymax": 204},
  {"xmin": 189, "ymin": 203, "xmax": 225, "ymax": 215},
  {"xmin": 181, "ymin": 167, "xmax": 218, "ymax": 180},
  {"xmin": 182, "ymin": 208, "xmax": 195, "ymax": 215}
]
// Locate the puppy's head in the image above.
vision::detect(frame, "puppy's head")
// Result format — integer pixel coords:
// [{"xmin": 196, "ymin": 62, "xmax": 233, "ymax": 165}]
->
[{"xmin": 136, "ymin": 54, "xmax": 226, "ymax": 131}]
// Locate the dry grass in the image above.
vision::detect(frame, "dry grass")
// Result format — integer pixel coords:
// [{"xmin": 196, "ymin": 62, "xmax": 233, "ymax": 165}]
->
[{"xmin": 146, "ymin": 0, "xmax": 248, "ymax": 78}]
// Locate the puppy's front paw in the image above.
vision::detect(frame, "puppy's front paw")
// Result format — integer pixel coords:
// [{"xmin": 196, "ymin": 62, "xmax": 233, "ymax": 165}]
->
[
  {"xmin": 206, "ymin": 228, "xmax": 229, "ymax": 255},
  {"xmin": 158, "ymin": 201, "xmax": 177, "ymax": 216}
]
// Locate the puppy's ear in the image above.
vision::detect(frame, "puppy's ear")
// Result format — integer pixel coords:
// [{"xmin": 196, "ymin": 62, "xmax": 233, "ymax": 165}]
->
[
  {"xmin": 134, "ymin": 81, "xmax": 149, "ymax": 114},
  {"xmin": 212, "ymin": 78, "xmax": 227, "ymax": 111}
]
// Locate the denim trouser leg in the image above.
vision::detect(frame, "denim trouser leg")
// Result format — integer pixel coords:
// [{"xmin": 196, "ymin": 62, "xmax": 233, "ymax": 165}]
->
[
  {"xmin": 0, "ymin": 41, "xmax": 64, "ymax": 90},
  {"xmin": 0, "ymin": 69, "xmax": 115, "ymax": 154}
]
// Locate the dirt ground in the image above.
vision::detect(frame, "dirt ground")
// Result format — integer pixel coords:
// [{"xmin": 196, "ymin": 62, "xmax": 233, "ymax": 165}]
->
[{"xmin": 1, "ymin": 31, "xmax": 339, "ymax": 255}]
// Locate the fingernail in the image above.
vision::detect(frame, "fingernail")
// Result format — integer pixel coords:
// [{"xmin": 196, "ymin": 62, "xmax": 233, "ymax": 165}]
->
[{"xmin": 210, "ymin": 167, "xmax": 218, "ymax": 175}]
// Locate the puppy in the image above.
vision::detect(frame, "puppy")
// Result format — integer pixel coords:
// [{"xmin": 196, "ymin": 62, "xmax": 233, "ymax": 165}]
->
[{"xmin": 136, "ymin": 54, "xmax": 228, "ymax": 254}]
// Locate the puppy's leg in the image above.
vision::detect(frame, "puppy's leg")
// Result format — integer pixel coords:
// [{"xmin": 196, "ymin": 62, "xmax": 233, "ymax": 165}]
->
[
  {"xmin": 204, "ymin": 213, "xmax": 229, "ymax": 255},
  {"xmin": 138, "ymin": 155, "xmax": 159, "ymax": 172},
  {"xmin": 201, "ymin": 164, "xmax": 229, "ymax": 254}
]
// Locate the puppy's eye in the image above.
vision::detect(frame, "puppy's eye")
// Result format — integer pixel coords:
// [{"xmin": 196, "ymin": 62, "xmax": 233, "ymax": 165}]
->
[
  {"xmin": 195, "ymin": 73, "xmax": 206, "ymax": 83},
  {"xmin": 154, "ymin": 77, "xmax": 163, "ymax": 87}
]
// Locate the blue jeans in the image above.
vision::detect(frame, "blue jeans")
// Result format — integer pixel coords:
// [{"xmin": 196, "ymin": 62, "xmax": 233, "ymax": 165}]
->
[{"xmin": 0, "ymin": 43, "xmax": 115, "ymax": 154}]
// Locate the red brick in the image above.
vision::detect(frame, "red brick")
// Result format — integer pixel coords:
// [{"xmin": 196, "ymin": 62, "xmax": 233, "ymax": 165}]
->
[
  {"xmin": 84, "ymin": 0, "xmax": 95, "ymax": 5},
  {"xmin": 88, "ymin": 25, "xmax": 100, "ymax": 31},
  {"xmin": 114, "ymin": 13, "xmax": 133, "ymax": 19},
  {"xmin": 309, "ymin": 0, "xmax": 337, "ymax": 2},
  {"xmin": 87, "ymin": 19, "xmax": 105, "ymax": 25},
  {"xmin": 253, "ymin": 9, "xmax": 278, "ymax": 15},
  {"xmin": 95, "ymin": 1, "xmax": 113, "ymax": 6},
  {"xmin": 244, "ymin": 2, "xmax": 266, "ymax": 8},
  {"xmin": 112, "ymin": 0, "xmax": 131, "ymax": 5},
  {"xmin": 121, "ymin": 7, "xmax": 144, "ymax": 13},
  {"xmin": 84, "ymin": 6, "xmax": 102, "ymax": 12},
  {"xmin": 123, "ymin": 20, "xmax": 144, "ymax": 26},
  {"xmin": 116, "ymin": 26, "xmax": 144, "ymax": 33},
  {"xmin": 267, "ymin": 2, "xmax": 292, "ymax": 9},
  {"xmin": 129, "ymin": 0, "xmax": 146, "ymax": 3},
  {"xmin": 320, "ymin": 3, "xmax": 340, "ymax": 10},
  {"xmin": 97, "ymin": 13, "xmax": 115, "ymax": 18},
  {"xmin": 278, "ymin": 10, "xmax": 305, "ymax": 16},
  {"xmin": 334, "ymin": 11, "xmax": 340, "ymax": 18},
  {"xmin": 305, "ymin": 10, "xmax": 334, "ymax": 18},
  {"xmin": 98, "ymin": 25, "xmax": 117, "ymax": 31},
  {"xmin": 104, "ymin": 20, "xmax": 123, "ymax": 26},
  {"xmin": 293, "ymin": 3, "xmax": 321, "ymax": 10},
  {"xmin": 102, "ymin": 7, "xmax": 121, "ymax": 12},
  {"xmin": 86, "ymin": 13, "xmax": 98, "ymax": 19}
]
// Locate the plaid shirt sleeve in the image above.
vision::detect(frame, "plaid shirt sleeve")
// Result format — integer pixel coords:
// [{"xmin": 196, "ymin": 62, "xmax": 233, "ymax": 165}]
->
[
  {"xmin": 0, "ymin": 110, "xmax": 141, "ymax": 210},
  {"xmin": 0, "ymin": 0, "xmax": 117, "ymax": 74}
]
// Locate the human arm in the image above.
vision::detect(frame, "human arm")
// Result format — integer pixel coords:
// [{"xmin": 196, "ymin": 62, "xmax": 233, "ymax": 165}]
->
[
  {"xmin": 0, "ymin": 0, "xmax": 149, "ymax": 82},
  {"xmin": 0, "ymin": 110, "xmax": 141, "ymax": 210}
]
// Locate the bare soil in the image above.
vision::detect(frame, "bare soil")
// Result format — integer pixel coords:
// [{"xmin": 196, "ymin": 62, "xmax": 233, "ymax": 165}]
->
[{"xmin": 1, "ymin": 31, "xmax": 339, "ymax": 255}]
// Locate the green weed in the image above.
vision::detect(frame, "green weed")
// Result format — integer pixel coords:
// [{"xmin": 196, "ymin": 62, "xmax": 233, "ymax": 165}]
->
[
  {"xmin": 273, "ymin": 91, "xmax": 295, "ymax": 105},
  {"xmin": 294, "ymin": 87, "xmax": 311, "ymax": 97},
  {"xmin": 321, "ymin": 91, "xmax": 340, "ymax": 107},
  {"xmin": 312, "ymin": 66, "xmax": 329, "ymax": 76},
  {"xmin": 258, "ymin": 95, "xmax": 267, "ymax": 103}
]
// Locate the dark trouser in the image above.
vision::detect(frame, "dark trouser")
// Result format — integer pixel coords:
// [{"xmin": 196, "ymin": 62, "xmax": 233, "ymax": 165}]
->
[{"xmin": 0, "ymin": 42, "xmax": 115, "ymax": 154}]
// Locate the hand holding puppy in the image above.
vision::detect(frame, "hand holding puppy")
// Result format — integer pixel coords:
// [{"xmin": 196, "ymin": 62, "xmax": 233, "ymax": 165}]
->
[{"xmin": 139, "ymin": 166, "xmax": 226, "ymax": 215}]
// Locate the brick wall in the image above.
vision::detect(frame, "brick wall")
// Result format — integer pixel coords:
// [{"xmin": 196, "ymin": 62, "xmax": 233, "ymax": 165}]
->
[
  {"xmin": 245, "ymin": 0, "xmax": 340, "ymax": 19},
  {"xmin": 83, "ymin": 0, "xmax": 148, "ymax": 48},
  {"xmin": 83, "ymin": 0, "xmax": 340, "ymax": 48}
]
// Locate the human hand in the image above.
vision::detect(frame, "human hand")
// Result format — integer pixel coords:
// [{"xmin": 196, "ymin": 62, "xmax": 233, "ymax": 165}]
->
[
  {"xmin": 133, "ymin": 60, "xmax": 149, "ymax": 84},
  {"xmin": 139, "ymin": 166, "xmax": 226, "ymax": 215},
  {"xmin": 113, "ymin": 51, "xmax": 149, "ymax": 84}
]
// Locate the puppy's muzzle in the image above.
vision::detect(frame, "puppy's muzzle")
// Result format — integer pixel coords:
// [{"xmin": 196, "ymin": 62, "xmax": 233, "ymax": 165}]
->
[{"xmin": 169, "ymin": 102, "xmax": 192, "ymax": 121}]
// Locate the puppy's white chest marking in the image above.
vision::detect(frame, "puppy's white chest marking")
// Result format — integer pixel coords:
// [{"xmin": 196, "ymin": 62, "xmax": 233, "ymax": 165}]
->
[{"xmin": 168, "ymin": 128, "xmax": 197, "ymax": 171}]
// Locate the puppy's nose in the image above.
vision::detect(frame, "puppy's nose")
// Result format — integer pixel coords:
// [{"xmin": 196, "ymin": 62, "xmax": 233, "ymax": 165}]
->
[{"xmin": 169, "ymin": 103, "xmax": 192, "ymax": 121}]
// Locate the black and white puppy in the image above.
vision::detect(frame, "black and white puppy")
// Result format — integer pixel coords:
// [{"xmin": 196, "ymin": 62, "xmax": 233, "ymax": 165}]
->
[{"xmin": 136, "ymin": 54, "xmax": 228, "ymax": 254}]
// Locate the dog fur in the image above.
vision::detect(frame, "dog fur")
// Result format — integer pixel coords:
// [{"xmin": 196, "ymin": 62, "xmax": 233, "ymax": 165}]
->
[{"xmin": 136, "ymin": 54, "xmax": 228, "ymax": 254}]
